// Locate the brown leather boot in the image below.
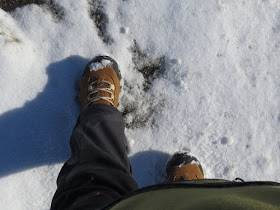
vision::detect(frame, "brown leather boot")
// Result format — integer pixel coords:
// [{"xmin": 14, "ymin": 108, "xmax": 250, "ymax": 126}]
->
[
  {"xmin": 80, "ymin": 56, "xmax": 121, "ymax": 110},
  {"xmin": 166, "ymin": 152, "xmax": 204, "ymax": 181}
]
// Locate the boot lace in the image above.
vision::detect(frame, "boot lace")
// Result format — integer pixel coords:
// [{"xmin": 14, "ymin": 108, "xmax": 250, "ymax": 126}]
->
[{"xmin": 87, "ymin": 80, "xmax": 115, "ymax": 107}]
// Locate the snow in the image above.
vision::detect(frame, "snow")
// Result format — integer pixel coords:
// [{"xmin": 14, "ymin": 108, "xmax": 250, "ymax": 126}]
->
[
  {"xmin": 190, "ymin": 160, "xmax": 201, "ymax": 166},
  {"xmin": 1, "ymin": 0, "xmax": 280, "ymax": 209},
  {"xmin": 89, "ymin": 59, "xmax": 113, "ymax": 72}
]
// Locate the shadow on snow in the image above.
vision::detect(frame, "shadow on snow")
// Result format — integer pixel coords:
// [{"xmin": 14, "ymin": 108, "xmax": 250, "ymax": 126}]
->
[
  {"xmin": 0, "ymin": 55, "xmax": 88, "ymax": 177},
  {"xmin": 130, "ymin": 150, "xmax": 170, "ymax": 187}
]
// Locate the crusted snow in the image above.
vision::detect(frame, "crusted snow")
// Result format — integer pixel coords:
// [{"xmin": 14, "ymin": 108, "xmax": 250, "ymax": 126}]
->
[
  {"xmin": 89, "ymin": 59, "xmax": 113, "ymax": 72},
  {"xmin": 190, "ymin": 160, "xmax": 200, "ymax": 166},
  {"xmin": 1, "ymin": 0, "xmax": 280, "ymax": 209}
]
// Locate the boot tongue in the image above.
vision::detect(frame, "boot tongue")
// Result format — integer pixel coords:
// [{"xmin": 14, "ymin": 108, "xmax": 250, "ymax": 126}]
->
[{"xmin": 88, "ymin": 72, "xmax": 112, "ymax": 105}]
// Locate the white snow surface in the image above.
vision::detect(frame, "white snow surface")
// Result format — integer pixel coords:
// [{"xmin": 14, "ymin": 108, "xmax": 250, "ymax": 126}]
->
[{"xmin": 1, "ymin": 0, "xmax": 280, "ymax": 209}]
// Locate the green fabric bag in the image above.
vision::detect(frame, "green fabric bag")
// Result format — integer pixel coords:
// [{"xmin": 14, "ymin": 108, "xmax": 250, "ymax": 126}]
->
[{"xmin": 108, "ymin": 180, "xmax": 280, "ymax": 210}]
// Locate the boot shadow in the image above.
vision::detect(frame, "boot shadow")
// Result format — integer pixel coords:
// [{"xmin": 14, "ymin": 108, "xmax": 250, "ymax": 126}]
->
[
  {"xmin": 0, "ymin": 55, "xmax": 89, "ymax": 177},
  {"xmin": 129, "ymin": 150, "xmax": 171, "ymax": 187}
]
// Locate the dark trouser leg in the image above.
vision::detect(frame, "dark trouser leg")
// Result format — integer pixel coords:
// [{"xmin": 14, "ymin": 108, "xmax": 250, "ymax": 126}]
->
[{"xmin": 51, "ymin": 104, "xmax": 138, "ymax": 210}]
